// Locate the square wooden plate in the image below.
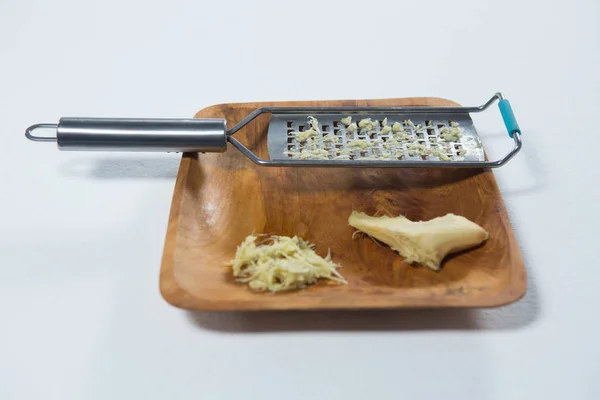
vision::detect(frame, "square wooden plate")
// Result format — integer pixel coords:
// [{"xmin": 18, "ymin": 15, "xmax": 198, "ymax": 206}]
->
[{"xmin": 159, "ymin": 97, "xmax": 526, "ymax": 311}]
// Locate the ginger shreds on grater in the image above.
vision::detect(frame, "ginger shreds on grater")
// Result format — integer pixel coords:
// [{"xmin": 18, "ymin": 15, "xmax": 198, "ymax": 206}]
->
[
  {"xmin": 289, "ymin": 116, "xmax": 466, "ymax": 161},
  {"xmin": 294, "ymin": 128, "xmax": 318, "ymax": 142},
  {"xmin": 340, "ymin": 116, "xmax": 352, "ymax": 126},
  {"xmin": 346, "ymin": 122, "xmax": 358, "ymax": 133},
  {"xmin": 307, "ymin": 116, "xmax": 321, "ymax": 134},
  {"xmin": 391, "ymin": 121, "xmax": 404, "ymax": 132},
  {"xmin": 380, "ymin": 125, "xmax": 392, "ymax": 135}
]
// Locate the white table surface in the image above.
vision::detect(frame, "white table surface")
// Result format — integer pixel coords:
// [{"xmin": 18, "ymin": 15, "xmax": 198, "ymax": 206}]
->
[{"xmin": 1, "ymin": 0, "xmax": 599, "ymax": 399}]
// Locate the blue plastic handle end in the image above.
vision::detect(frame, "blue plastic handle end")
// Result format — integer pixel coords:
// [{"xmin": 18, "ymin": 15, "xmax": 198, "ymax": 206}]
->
[{"xmin": 498, "ymin": 99, "xmax": 520, "ymax": 138}]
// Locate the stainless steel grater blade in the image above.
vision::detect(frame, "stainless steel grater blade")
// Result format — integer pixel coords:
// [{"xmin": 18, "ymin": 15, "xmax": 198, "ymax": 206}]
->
[
  {"xmin": 25, "ymin": 92, "xmax": 522, "ymax": 169},
  {"xmin": 267, "ymin": 113, "xmax": 485, "ymax": 163}
]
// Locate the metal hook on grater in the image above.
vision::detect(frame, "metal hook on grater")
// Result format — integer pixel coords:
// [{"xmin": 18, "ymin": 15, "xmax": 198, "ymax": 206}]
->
[{"xmin": 25, "ymin": 92, "xmax": 522, "ymax": 168}]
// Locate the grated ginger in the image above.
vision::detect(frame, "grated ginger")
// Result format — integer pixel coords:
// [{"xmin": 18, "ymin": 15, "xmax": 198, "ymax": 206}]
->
[
  {"xmin": 307, "ymin": 116, "xmax": 320, "ymax": 133},
  {"xmin": 380, "ymin": 126, "xmax": 392, "ymax": 135},
  {"xmin": 286, "ymin": 116, "xmax": 468, "ymax": 162},
  {"xmin": 393, "ymin": 132, "xmax": 412, "ymax": 141},
  {"xmin": 431, "ymin": 149, "xmax": 452, "ymax": 161},
  {"xmin": 406, "ymin": 143, "xmax": 427, "ymax": 152},
  {"xmin": 383, "ymin": 138, "xmax": 400, "ymax": 149},
  {"xmin": 295, "ymin": 128, "xmax": 318, "ymax": 142},
  {"xmin": 348, "ymin": 139, "xmax": 371, "ymax": 149},
  {"xmin": 439, "ymin": 126, "xmax": 462, "ymax": 142},
  {"xmin": 341, "ymin": 116, "xmax": 352, "ymax": 126},
  {"xmin": 358, "ymin": 118, "xmax": 372, "ymax": 128},
  {"xmin": 226, "ymin": 234, "xmax": 346, "ymax": 292},
  {"xmin": 392, "ymin": 122, "xmax": 403, "ymax": 132},
  {"xmin": 358, "ymin": 118, "xmax": 378, "ymax": 133},
  {"xmin": 323, "ymin": 132, "xmax": 339, "ymax": 143},
  {"xmin": 299, "ymin": 148, "xmax": 329, "ymax": 160}
]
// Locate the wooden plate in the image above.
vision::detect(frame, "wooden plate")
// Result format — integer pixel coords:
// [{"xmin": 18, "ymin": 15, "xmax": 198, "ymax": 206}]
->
[{"xmin": 159, "ymin": 97, "xmax": 526, "ymax": 311}]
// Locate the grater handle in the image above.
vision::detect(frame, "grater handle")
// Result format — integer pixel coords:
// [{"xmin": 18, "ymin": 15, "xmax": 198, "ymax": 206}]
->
[
  {"xmin": 25, "ymin": 118, "xmax": 228, "ymax": 153},
  {"xmin": 498, "ymin": 98, "xmax": 521, "ymax": 138}
]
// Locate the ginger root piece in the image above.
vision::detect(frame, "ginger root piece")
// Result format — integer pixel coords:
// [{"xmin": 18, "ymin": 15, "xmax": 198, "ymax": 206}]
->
[{"xmin": 348, "ymin": 211, "xmax": 489, "ymax": 270}]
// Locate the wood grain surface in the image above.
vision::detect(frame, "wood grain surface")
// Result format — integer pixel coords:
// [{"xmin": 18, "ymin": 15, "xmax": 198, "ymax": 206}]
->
[{"xmin": 159, "ymin": 97, "xmax": 526, "ymax": 311}]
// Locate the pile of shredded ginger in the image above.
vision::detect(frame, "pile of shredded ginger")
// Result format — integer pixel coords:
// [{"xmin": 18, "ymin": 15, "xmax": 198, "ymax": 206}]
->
[{"xmin": 226, "ymin": 234, "xmax": 346, "ymax": 292}]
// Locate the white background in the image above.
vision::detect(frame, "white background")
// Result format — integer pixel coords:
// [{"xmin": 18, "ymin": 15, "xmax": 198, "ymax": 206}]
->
[{"xmin": 1, "ymin": 0, "xmax": 598, "ymax": 399}]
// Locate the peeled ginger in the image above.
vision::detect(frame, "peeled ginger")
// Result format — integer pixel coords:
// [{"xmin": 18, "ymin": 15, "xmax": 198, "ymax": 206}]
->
[
  {"xmin": 226, "ymin": 234, "xmax": 346, "ymax": 292},
  {"xmin": 348, "ymin": 211, "xmax": 489, "ymax": 270}
]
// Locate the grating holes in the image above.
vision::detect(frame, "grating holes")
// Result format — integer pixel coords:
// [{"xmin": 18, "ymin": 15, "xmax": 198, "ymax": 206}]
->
[
  {"xmin": 333, "ymin": 121, "xmax": 339, "ymax": 127},
  {"xmin": 287, "ymin": 129, "xmax": 294, "ymax": 135},
  {"xmin": 287, "ymin": 144, "xmax": 294, "ymax": 150},
  {"xmin": 421, "ymin": 155, "xmax": 428, "ymax": 160},
  {"xmin": 425, "ymin": 120, "xmax": 433, "ymax": 127},
  {"xmin": 438, "ymin": 124, "xmax": 445, "ymax": 129},
  {"xmin": 397, "ymin": 155, "xmax": 404, "ymax": 161},
  {"xmin": 334, "ymin": 128, "xmax": 340, "ymax": 134},
  {"xmin": 427, "ymin": 128, "xmax": 435, "ymax": 135},
  {"xmin": 286, "ymin": 121, "xmax": 293, "ymax": 128},
  {"xmin": 417, "ymin": 131, "xmax": 424, "ymax": 139},
  {"xmin": 298, "ymin": 125, "xmax": 305, "ymax": 132},
  {"xmin": 287, "ymin": 137, "xmax": 294, "ymax": 144},
  {"xmin": 454, "ymin": 144, "xmax": 463, "ymax": 150},
  {"xmin": 322, "ymin": 125, "xmax": 329, "ymax": 131}
]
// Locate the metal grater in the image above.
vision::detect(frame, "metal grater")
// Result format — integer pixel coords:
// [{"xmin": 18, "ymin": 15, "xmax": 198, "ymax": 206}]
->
[{"xmin": 25, "ymin": 92, "xmax": 522, "ymax": 168}]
